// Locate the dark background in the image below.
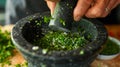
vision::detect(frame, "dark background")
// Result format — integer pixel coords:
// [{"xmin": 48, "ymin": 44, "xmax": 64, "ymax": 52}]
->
[{"xmin": 0, "ymin": 0, "xmax": 120, "ymax": 25}]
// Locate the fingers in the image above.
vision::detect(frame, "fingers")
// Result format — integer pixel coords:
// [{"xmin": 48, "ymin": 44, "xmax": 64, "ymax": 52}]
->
[
  {"xmin": 102, "ymin": 0, "xmax": 118, "ymax": 17},
  {"xmin": 45, "ymin": 0, "xmax": 120, "ymax": 21},
  {"xmin": 85, "ymin": 0, "xmax": 110, "ymax": 18},
  {"xmin": 113, "ymin": 0, "xmax": 120, "ymax": 8},
  {"xmin": 45, "ymin": 1, "xmax": 57, "ymax": 15},
  {"xmin": 73, "ymin": 0, "xmax": 93, "ymax": 21}
]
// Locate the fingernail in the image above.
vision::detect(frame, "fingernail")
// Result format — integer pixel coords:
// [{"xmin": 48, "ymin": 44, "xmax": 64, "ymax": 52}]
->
[{"xmin": 74, "ymin": 16, "xmax": 81, "ymax": 21}]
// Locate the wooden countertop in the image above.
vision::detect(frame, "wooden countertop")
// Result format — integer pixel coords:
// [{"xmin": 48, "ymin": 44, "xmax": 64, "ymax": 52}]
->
[{"xmin": 0, "ymin": 24, "xmax": 120, "ymax": 67}]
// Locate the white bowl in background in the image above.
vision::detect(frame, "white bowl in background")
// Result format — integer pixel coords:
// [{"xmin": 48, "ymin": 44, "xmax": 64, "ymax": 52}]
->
[{"xmin": 97, "ymin": 36, "xmax": 120, "ymax": 60}]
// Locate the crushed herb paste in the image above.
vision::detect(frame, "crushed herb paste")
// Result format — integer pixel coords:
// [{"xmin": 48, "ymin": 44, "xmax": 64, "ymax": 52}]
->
[
  {"xmin": 100, "ymin": 38, "xmax": 120, "ymax": 55},
  {"xmin": 0, "ymin": 29, "xmax": 15, "ymax": 66},
  {"xmin": 33, "ymin": 31, "xmax": 90, "ymax": 51},
  {"xmin": 32, "ymin": 15, "xmax": 91, "ymax": 51}
]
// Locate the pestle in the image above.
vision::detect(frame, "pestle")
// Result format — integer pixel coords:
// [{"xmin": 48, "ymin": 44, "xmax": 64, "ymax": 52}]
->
[{"xmin": 49, "ymin": 0, "xmax": 78, "ymax": 32}]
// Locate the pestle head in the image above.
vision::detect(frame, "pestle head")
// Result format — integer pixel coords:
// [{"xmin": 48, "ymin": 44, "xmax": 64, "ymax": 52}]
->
[{"xmin": 49, "ymin": 0, "xmax": 78, "ymax": 31}]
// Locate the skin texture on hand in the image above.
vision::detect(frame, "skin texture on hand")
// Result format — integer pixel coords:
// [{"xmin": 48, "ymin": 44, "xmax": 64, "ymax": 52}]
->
[
  {"xmin": 46, "ymin": 1, "xmax": 57, "ymax": 15},
  {"xmin": 45, "ymin": 0, "xmax": 120, "ymax": 21}
]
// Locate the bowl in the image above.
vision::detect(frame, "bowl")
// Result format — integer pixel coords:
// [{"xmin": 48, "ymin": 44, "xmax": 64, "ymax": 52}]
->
[
  {"xmin": 97, "ymin": 36, "xmax": 120, "ymax": 60},
  {"xmin": 11, "ymin": 12, "xmax": 108, "ymax": 67}
]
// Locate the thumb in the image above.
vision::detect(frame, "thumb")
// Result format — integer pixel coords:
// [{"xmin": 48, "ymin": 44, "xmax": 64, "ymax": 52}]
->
[{"xmin": 46, "ymin": 1, "xmax": 57, "ymax": 15}]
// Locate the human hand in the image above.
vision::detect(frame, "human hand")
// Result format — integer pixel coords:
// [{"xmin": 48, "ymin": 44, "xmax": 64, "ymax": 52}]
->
[{"xmin": 45, "ymin": 0, "xmax": 120, "ymax": 21}]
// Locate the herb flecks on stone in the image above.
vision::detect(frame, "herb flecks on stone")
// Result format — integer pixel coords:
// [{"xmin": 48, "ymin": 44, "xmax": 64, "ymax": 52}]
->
[{"xmin": 34, "ymin": 31, "xmax": 89, "ymax": 51}]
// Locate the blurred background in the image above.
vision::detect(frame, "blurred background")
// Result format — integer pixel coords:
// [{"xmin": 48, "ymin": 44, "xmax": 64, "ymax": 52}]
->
[
  {"xmin": 0, "ymin": 0, "xmax": 49, "ymax": 26},
  {"xmin": 0, "ymin": 0, "xmax": 6, "ymax": 25},
  {"xmin": 0, "ymin": 0, "xmax": 120, "ymax": 26}
]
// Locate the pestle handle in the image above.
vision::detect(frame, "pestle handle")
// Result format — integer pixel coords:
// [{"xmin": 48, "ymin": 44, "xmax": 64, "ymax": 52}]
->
[{"xmin": 49, "ymin": 0, "xmax": 78, "ymax": 31}]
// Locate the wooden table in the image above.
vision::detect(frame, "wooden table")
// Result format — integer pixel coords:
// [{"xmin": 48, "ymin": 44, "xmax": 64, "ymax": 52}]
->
[{"xmin": 0, "ymin": 24, "xmax": 120, "ymax": 67}]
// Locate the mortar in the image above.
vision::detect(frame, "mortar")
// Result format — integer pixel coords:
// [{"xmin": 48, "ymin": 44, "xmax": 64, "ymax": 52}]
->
[{"xmin": 11, "ymin": 0, "xmax": 108, "ymax": 67}]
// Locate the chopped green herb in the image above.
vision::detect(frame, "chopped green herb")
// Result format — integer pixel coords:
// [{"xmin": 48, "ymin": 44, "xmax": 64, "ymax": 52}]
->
[
  {"xmin": 97, "ymin": 63, "xmax": 101, "ymax": 67},
  {"xmin": 0, "ymin": 29, "xmax": 15, "ymax": 66},
  {"xmin": 15, "ymin": 62, "xmax": 28, "ymax": 67},
  {"xmin": 60, "ymin": 19, "xmax": 66, "ymax": 26},
  {"xmin": 43, "ymin": 16, "xmax": 53, "ymax": 23},
  {"xmin": 15, "ymin": 64, "xmax": 21, "ymax": 67},
  {"xmin": 35, "ymin": 20, "xmax": 38, "ymax": 23},
  {"xmin": 42, "ymin": 49, "xmax": 48, "ymax": 54},
  {"xmin": 28, "ymin": 17, "xmax": 33, "ymax": 21},
  {"xmin": 79, "ymin": 50, "xmax": 84, "ymax": 55},
  {"xmin": 33, "ymin": 31, "xmax": 90, "ymax": 51},
  {"xmin": 23, "ymin": 62, "xmax": 28, "ymax": 67},
  {"xmin": 36, "ymin": 22, "xmax": 41, "ymax": 26},
  {"xmin": 100, "ymin": 39, "xmax": 120, "ymax": 55}
]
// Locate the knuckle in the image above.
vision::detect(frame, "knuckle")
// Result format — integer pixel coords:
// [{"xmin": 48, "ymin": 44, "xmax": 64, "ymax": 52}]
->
[
  {"xmin": 86, "ymin": 10, "xmax": 103, "ymax": 18},
  {"xmin": 84, "ymin": 0, "xmax": 93, "ymax": 5},
  {"xmin": 91, "ymin": 9, "xmax": 103, "ymax": 17}
]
